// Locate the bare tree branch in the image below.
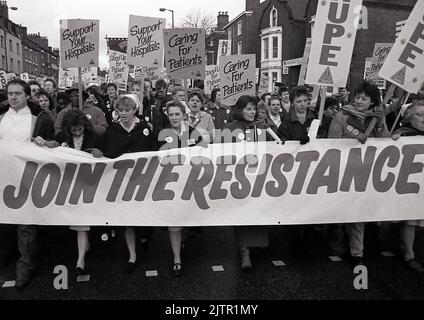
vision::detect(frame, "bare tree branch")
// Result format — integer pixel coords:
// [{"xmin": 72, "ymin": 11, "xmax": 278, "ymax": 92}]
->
[{"xmin": 179, "ymin": 9, "xmax": 216, "ymax": 34}]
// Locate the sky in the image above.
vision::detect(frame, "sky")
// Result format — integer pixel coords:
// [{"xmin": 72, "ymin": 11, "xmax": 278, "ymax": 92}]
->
[{"xmin": 7, "ymin": 0, "xmax": 246, "ymax": 69}]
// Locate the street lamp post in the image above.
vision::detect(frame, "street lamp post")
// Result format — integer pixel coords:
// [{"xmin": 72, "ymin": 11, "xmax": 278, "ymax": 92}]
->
[{"xmin": 159, "ymin": 8, "xmax": 174, "ymax": 28}]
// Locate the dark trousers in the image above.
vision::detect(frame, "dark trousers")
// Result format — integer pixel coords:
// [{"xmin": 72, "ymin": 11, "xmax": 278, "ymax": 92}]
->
[{"xmin": 16, "ymin": 225, "xmax": 38, "ymax": 280}]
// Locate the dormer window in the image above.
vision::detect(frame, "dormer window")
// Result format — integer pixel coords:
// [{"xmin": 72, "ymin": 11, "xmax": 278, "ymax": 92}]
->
[{"xmin": 271, "ymin": 8, "xmax": 278, "ymax": 27}]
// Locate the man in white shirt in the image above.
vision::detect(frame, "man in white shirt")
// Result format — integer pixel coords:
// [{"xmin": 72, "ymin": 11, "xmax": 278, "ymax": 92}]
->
[{"xmin": 0, "ymin": 79, "xmax": 55, "ymax": 289}]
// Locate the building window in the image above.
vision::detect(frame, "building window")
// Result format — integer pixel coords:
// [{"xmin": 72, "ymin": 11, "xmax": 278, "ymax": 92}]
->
[
  {"xmin": 263, "ymin": 38, "xmax": 269, "ymax": 60},
  {"xmin": 272, "ymin": 72, "xmax": 278, "ymax": 83},
  {"xmin": 1, "ymin": 55, "xmax": 5, "ymax": 68},
  {"xmin": 237, "ymin": 41, "xmax": 242, "ymax": 54},
  {"xmin": 9, "ymin": 39, "xmax": 12, "ymax": 52},
  {"xmin": 272, "ymin": 36, "xmax": 278, "ymax": 58},
  {"xmin": 16, "ymin": 43, "xmax": 20, "ymax": 55},
  {"xmin": 237, "ymin": 21, "xmax": 242, "ymax": 36},
  {"xmin": 10, "ymin": 58, "xmax": 13, "ymax": 70},
  {"xmin": 0, "ymin": 36, "xmax": 4, "ymax": 48},
  {"xmin": 228, "ymin": 28, "xmax": 232, "ymax": 40},
  {"xmin": 271, "ymin": 8, "xmax": 278, "ymax": 27},
  {"xmin": 18, "ymin": 60, "xmax": 21, "ymax": 73}
]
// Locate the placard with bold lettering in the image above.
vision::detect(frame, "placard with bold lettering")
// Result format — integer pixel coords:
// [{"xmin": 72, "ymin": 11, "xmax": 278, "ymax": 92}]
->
[
  {"xmin": 305, "ymin": 0, "xmax": 363, "ymax": 87},
  {"xmin": 163, "ymin": 28, "xmax": 205, "ymax": 79},
  {"xmin": 219, "ymin": 54, "xmax": 255, "ymax": 106},
  {"xmin": 60, "ymin": 19, "xmax": 99, "ymax": 68},
  {"xmin": 127, "ymin": 15, "xmax": 166, "ymax": 69},
  {"xmin": 379, "ymin": 1, "xmax": 424, "ymax": 93},
  {"xmin": 205, "ymin": 65, "xmax": 220, "ymax": 95}
]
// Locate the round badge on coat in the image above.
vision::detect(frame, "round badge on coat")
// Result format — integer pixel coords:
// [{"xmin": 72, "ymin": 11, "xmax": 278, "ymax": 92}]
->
[
  {"xmin": 353, "ymin": 129, "xmax": 359, "ymax": 136},
  {"xmin": 86, "ymin": 114, "xmax": 92, "ymax": 120},
  {"xmin": 145, "ymin": 116, "xmax": 150, "ymax": 122},
  {"xmin": 165, "ymin": 136, "xmax": 173, "ymax": 143},
  {"xmin": 143, "ymin": 128, "xmax": 149, "ymax": 136},
  {"xmin": 238, "ymin": 132, "xmax": 245, "ymax": 140},
  {"xmin": 347, "ymin": 125, "xmax": 353, "ymax": 132},
  {"xmin": 226, "ymin": 109, "xmax": 230, "ymax": 114},
  {"xmin": 224, "ymin": 120, "xmax": 227, "ymax": 123}
]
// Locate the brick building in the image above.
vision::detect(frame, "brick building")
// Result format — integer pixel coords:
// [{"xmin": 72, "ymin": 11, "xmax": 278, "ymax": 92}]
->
[
  {"xmin": 223, "ymin": 0, "xmax": 262, "ymax": 67},
  {"xmin": 26, "ymin": 32, "xmax": 59, "ymax": 79},
  {"xmin": 0, "ymin": 1, "xmax": 23, "ymax": 74},
  {"xmin": 305, "ymin": 0, "xmax": 417, "ymax": 92},
  {"xmin": 205, "ymin": 12, "xmax": 229, "ymax": 65},
  {"xmin": 258, "ymin": 0, "xmax": 307, "ymax": 92}
]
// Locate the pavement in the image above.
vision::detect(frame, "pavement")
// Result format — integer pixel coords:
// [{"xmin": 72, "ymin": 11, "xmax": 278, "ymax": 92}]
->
[{"xmin": 0, "ymin": 223, "xmax": 424, "ymax": 300}]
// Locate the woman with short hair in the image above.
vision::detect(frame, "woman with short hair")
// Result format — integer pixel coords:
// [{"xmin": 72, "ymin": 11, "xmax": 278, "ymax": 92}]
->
[
  {"xmin": 100, "ymin": 94, "xmax": 155, "ymax": 273},
  {"xmin": 187, "ymin": 91, "xmax": 215, "ymax": 143},
  {"xmin": 158, "ymin": 100, "xmax": 204, "ymax": 276},
  {"xmin": 328, "ymin": 81, "xmax": 389, "ymax": 267},
  {"xmin": 392, "ymin": 99, "xmax": 424, "ymax": 272},
  {"xmin": 222, "ymin": 95, "xmax": 271, "ymax": 270},
  {"xmin": 55, "ymin": 108, "xmax": 103, "ymax": 277}
]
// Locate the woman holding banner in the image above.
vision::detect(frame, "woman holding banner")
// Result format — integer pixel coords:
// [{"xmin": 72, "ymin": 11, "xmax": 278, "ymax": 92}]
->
[
  {"xmin": 392, "ymin": 99, "xmax": 424, "ymax": 272},
  {"xmin": 54, "ymin": 109, "xmax": 104, "ymax": 277},
  {"xmin": 100, "ymin": 94, "xmax": 155, "ymax": 273},
  {"xmin": 222, "ymin": 95, "xmax": 271, "ymax": 270},
  {"xmin": 277, "ymin": 86, "xmax": 316, "ymax": 143},
  {"xmin": 187, "ymin": 91, "xmax": 215, "ymax": 144},
  {"xmin": 328, "ymin": 81, "xmax": 389, "ymax": 267},
  {"xmin": 158, "ymin": 100, "xmax": 204, "ymax": 276}
]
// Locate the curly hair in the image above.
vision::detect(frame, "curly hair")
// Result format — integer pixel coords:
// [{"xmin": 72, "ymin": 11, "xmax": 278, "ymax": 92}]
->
[
  {"xmin": 166, "ymin": 100, "xmax": 186, "ymax": 115},
  {"xmin": 35, "ymin": 90, "xmax": 54, "ymax": 111},
  {"xmin": 353, "ymin": 81, "xmax": 381, "ymax": 107},
  {"xmin": 188, "ymin": 90, "xmax": 204, "ymax": 104},
  {"xmin": 61, "ymin": 109, "xmax": 94, "ymax": 140}
]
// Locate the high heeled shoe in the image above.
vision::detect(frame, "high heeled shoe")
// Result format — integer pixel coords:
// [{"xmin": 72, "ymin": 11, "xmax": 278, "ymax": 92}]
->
[
  {"xmin": 123, "ymin": 261, "xmax": 137, "ymax": 274},
  {"xmin": 172, "ymin": 263, "xmax": 183, "ymax": 277}
]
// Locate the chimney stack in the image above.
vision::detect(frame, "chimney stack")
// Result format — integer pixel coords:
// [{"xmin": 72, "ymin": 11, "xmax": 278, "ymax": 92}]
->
[
  {"xmin": 217, "ymin": 11, "xmax": 229, "ymax": 31},
  {"xmin": 0, "ymin": 1, "xmax": 9, "ymax": 19},
  {"xmin": 245, "ymin": 0, "xmax": 259, "ymax": 11}
]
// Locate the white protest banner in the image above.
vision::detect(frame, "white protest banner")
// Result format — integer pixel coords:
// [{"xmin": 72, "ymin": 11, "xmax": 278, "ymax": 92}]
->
[
  {"xmin": 205, "ymin": 65, "xmax": 220, "ymax": 95},
  {"xmin": 368, "ymin": 43, "xmax": 393, "ymax": 80},
  {"xmin": 219, "ymin": 54, "xmax": 255, "ymax": 106},
  {"xmin": 108, "ymin": 50, "xmax": 129, "ymax": 90},
  {"xmin": 59, "ymin": 19, "xmax": 99, "ymax": 68},
  {"xmin": 1, "ymin": 138, "xmax": 424, "ymax": 226},
  {"xmin": 163, "ymin": 28, "xmax": 205, "ymax": 79},
  {"xmin": 217, "ymin": 39, "xmax": 231, "ymax": 65},
  {"xmin": 379, "ymin": 1, "xmax": 424, "ymax": 93},
  {"xmin": 127, "ymin": 15, "xmax": 166, "ymax": 69},
  {"xmin": 305, "ymin": 0, "xmax": 363, "ymax": 87}
]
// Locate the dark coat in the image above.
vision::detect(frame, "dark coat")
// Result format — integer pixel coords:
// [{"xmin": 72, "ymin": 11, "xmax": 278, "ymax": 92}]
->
[
  {"xmin": 393, "ymin": 125, "xmax": 424, "ymax": 137},
  {"xmin": 101, "ymin": 120, "xmax": 155, "ymax": 159},
  {"xmin": 55, "ymin": 129, "xmax": 102, "ymax": 151},
  {"xmin": 277, "ymin": 108, "xmax": 316, "ymax": 142},
  {"xmin": 223, "ymin": 120, "xmax": 271, "ymax": 143},
  {"xmin": 158, "ymin": 125, "xmax": 204, "ymax": 150},
  {"xmin": 203, "ymin": 101, "xmax": 232, "ymax": 130},
  {"xmin": 0, "ymin": 103, "xmax": 55, "ymax": 140}
]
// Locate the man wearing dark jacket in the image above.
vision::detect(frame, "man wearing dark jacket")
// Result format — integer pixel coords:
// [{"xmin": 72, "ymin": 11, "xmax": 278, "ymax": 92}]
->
[{"xmin": 0, "ymin": 79, "xmax": 55, "ymax": 289}]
